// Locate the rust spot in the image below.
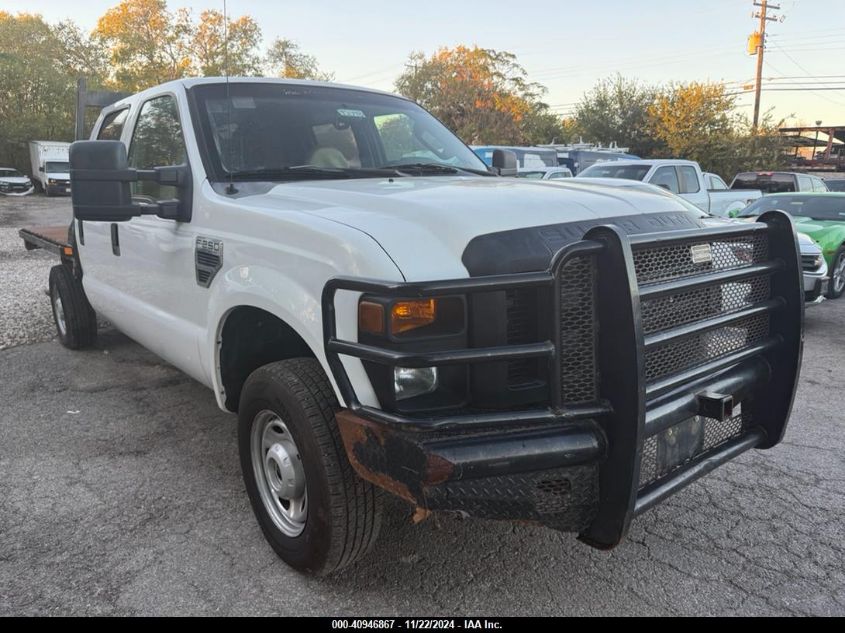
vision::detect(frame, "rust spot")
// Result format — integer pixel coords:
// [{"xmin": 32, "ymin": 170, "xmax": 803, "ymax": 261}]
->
[
  {"xmin": 424, "ymin": 452, "xmax": 455, "ymax": 485},
  {"xmin": 412, "ymin": 507, "xmax": 432, "ymax": 524},
  {"xmin": 335, "ymin": 409, "xmax": 418, "ymax": 504}
]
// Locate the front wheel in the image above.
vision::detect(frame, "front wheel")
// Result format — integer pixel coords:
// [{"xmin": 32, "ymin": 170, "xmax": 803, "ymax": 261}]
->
[
  {"xmin": 238, "ymin": 358, "xmax": 382, "ymax": 575},
  {"xmin": 827, "ymin": 247, "xmax": 845, "ymax": 299},
  {"xmin": 49, "ymin": 265, "xmax": 97, "ymax": 349}
]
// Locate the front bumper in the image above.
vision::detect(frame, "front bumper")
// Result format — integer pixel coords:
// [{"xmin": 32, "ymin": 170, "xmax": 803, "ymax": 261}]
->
[
  {"xmin": 46, "ymin": 182, "xmax": 72, "ymax": 196},
  {"xmin": 803, "ymin": 269, "xmax": 829, "ymax": 304},
  {"xmin": 0, "ymin": 186, "xmax": 34, "ymax": 196},
  {"xmin": 323, "ymin": 211, "xmax": 804, "ymax": 548}
]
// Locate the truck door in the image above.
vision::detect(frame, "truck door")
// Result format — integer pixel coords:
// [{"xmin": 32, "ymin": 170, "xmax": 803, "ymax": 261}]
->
[{"xmin": 86, "ymin": 94, "xmax": 208, "ymax": 383}]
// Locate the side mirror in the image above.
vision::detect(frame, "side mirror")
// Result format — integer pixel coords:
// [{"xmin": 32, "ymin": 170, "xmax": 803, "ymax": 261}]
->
[
  {"xmin": 491, "ymin": 149, "xmax": 518, "ymax": 177},
  {"xmin": 39, "ymin": 166, "xmax": 44, "ymax": 172},
  {"xmin": 69, "ymin": 140, "xmax": 191, "ymax": 222}
]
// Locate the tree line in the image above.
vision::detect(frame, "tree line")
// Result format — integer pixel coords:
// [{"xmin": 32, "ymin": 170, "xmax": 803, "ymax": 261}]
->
[{"xmin": 0, "ymin": 0, "xmax": 785, "ymax": 179}]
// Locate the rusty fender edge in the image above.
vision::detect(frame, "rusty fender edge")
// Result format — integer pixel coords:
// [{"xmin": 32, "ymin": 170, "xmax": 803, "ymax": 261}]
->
[{"xmin": 335, "ymin": 409, "xmax": 606, "ymax": 507}]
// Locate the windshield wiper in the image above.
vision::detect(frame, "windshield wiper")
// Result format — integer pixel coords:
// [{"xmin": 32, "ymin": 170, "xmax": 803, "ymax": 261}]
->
[
  {"xmin": 226, "ymin": 165, "xmax": 400, "ymax": 181},
  {"xmin": 385, "ymin": 162, "xmax": 497, "ymax": 177}
]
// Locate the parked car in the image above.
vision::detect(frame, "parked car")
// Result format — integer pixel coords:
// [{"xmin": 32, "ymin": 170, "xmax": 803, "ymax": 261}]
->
[
  {"xmin": 737, "ymin": 193, "xmax": 845, "ymax": 298},
  {"xmin": 731, "ymin": 171, "xmax": 829, "ymax": 194},
  {"xmin": 822, "ymin": 177, "xmax": 845, "ymax": 192},
  {"xmin": 572, "ymin": 177, "xmax": 827, "ymax": 305},
  {"xmin": 26, "ymin": 77, "xmax": 803, "ymax": 575},
  {"xmin": 516, "ymin": 166, "xmax": 573, "ymax": 180},
  {"xmin": 578, "ymin": 159, "xmax": 761, "ymax": 217},
  {"xmin": 0, "ymin": 167, "xmax": 34, "ymax": 196},
  {"xmin": 28, "ymin": 140, "xmax": 71, "ymax": 196}
]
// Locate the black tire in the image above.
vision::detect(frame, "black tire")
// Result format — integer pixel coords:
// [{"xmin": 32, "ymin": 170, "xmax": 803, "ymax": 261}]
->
[
  {"xmin": 48, "ymin": 264, "xmax": 97, "ymax": 349},
  {"xmin": 827, "ymin": 246, "xmax": 845, "ymax": 299},
  {"xmin": 238, "ymin": 358, "xmax": 382, "ymax": 575}
]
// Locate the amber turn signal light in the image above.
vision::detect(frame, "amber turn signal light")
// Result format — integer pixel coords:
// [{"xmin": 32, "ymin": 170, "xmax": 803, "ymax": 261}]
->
[
  {"xmin": 391, "ymin": 299, "xmax": 437, "ymax": 335},
  {"xmin": 358, "ymin": 301, "xmax": 385, "ymax": 334}
]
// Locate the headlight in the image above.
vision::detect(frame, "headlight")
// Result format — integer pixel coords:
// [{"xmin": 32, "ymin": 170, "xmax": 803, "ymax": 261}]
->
[
  {"xmin": 48, "ymin": 178, "xmax": 56, "ymax": 185},
  {"xmin": 394, "ymin": 367, "xmax": 438, "ymax": 401},
  {"xmin": 358, "ymin": 295, "xmax": 467, "ymax": 411}
]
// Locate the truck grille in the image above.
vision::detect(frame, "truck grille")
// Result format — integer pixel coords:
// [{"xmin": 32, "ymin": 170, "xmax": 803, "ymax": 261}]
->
[
  {"xmin": 558, "ymin": 255, "xmax": 599, "ymax": 403},
  {"xmin": 633, "ymin": 229, "xmax": 774, "ymax": 489}
]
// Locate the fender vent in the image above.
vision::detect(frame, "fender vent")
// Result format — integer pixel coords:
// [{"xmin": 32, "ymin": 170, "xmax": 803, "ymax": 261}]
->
[{"xmin": 196, "ymin": 237, "xmax": 223, "ymax": 288}]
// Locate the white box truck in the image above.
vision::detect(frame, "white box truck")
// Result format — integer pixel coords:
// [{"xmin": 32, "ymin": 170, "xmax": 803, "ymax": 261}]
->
[{"xmin": 29, "ymin": 140, "xmax": 71, "ymax": 196}]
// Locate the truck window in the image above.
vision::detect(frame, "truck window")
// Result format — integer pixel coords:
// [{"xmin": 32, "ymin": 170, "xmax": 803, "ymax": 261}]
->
[
  {"xmin": 708, "ymin": 174, "xmax": 728, "ymax": 190},
  {"xmin": 678, "ymin": 166, "xmax": 700, "ymax": 194},
  {"xmin": 797, "ymin": 175, "xmax": 813, "ymax": 192},
  {"xmin": 374, "ymin": 113, "xmax": 434, "ymax": 163},
  {"xmin": 812, "ymin": 177, "xmax": 828, "ymax": 192},
  {"xmin": 128, "ymin": 95, "xmax": 187, "ymax": 201},
  {"xmin": 97, "ymin": 108, "xmax": 129, "ymax": 141},
  {"xmin": 651, "ymin": 166, "xmax": 680, "ymax": 194}
]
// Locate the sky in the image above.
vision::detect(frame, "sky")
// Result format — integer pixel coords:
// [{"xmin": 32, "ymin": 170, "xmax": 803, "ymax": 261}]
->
[{"xmin": 8, "ymin": 0, "xmax": 845, "ymax": 131}]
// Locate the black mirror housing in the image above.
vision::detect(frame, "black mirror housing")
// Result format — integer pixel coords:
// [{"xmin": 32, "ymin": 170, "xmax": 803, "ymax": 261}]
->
[
  {"xmin": 70, "ymin": 141, "xmax": 140, "ymax": 222},
  {"xmin": 491, "ymin": 149, "xmax": 518, "ymax": 177},
  {"xmin": 70, "ymin": 140, "xmax": 192, "ymax": 222}
]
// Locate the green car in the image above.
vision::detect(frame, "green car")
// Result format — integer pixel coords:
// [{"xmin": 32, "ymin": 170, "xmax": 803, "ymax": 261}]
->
[{"xmin": 738, "ymin": 193, "xmax": 845, "ymax": 299}]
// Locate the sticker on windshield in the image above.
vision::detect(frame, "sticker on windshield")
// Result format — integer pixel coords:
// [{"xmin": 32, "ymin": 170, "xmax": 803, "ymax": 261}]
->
[
  {"xmin": 232, "ymin": 97, "xmax": 256, "ymax": 109},
  {"xmin": 337, "ymin": 108, "xmax": 366, "ymax": 119}
]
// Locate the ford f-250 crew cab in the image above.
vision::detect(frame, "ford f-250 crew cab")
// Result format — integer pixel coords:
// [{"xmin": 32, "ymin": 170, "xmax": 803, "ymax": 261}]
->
[
  {"xmin": 579, "ymin": 159, "xmax": 762, "ymax": 217},
  {"xmin": 38, "ymin": 78, "xmax": 803, "ymax": 575}
]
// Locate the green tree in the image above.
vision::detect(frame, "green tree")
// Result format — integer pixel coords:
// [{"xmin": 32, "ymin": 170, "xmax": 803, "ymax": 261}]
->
[
  {"xmin": 0, "ymin": 12, "xmax": 89, "ymax": 170},
  {"xmin": 265, "ymin": 38, "xmax": 333, "ymax": 81},
  {"xmin": 395, "ymin": 46, "xmax": 554, "ymax": 145},
  {"xmin": 573, "ymin": 74, "xmax": 665, "ymax": 156}
]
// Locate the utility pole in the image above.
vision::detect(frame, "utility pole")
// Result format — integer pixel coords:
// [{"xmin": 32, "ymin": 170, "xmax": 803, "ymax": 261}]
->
[{"xmin": 751, "ymin": 1, "xmax": 781, "ymax": 129}]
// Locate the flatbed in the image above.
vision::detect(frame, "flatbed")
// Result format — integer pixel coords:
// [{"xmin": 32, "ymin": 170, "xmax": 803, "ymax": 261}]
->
[{"xmin": 19, "ymin": 225, "xmax": 73, "ymax": 259}]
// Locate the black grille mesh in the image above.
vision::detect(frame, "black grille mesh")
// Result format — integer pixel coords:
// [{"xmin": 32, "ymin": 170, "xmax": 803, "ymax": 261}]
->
[
  {"xmin": 633, "ymin": 232, "xmax": 769, "ymax": 284},
  {"xmin": 639, "ymin": 409, "xmax": 751, "ymax": 489},
  {"xmin": 645, "ymin": 313, "xmax": 770, "ymax": 382},
  {"xmin": 640, "ymin": 276, "xmax": 771, "ymax": 335},
  {"xmin": 505, "ymin": 288, "xmax": 540, "ymax": 387},
  {"xmin": 558, "ymin": 255, "xmax": 598, "ymax": 403}
]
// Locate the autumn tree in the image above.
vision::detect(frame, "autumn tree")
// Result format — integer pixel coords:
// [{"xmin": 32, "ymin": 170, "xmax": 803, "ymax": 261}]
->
[
  {"xmin": 192, "ymin": 10, "xmax": 262, "ymax": 76},
  {"xmin": 395, "ymin": 46, "xmax": 562, "ymax": 145},
  {"xmin": 647, "ymin": 81, "xmax": 786, "ymax": 179},
  {"xmin": 265, "ymin": 38, "xmax": 333, "ymax": 80},
  {"xmin": 94, "ymin": 0, "xmax": 193, "ymax": 91},
  {"xmin": 573, "ymin": 74, "xmax": 665, "ymax": 156}
]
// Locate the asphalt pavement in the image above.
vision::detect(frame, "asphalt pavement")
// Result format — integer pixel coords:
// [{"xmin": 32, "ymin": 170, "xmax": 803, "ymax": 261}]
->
[{"xmin": 1, "ymin": 195, "xmax": 843, "ymax": 616}]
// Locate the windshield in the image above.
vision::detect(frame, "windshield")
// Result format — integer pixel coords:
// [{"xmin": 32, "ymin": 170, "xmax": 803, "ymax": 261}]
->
[
  {"xmin": 738, "ymin": 194, "xmax": 845, "ymax": 220},
  {"xmin": 578, "ymin": 163, "xmax": 651, "ymax": 181},
  {"xmin": 45, "ymin": 162, "xmax": 70, "ymax": 172},
  {"xmin": 825, "ymin": 179, "xmax": 845, "ymax": 192},
  {"xmin": 731, "ymin": 173, "xmax": 795, "ymax": 193},
  {"xmin": 191, "ymin": 83, "xmax": 488, "ymax": 181},
  {"xmin": 0, "ymin": 169, "xmax": 22, "ymax": 177}
]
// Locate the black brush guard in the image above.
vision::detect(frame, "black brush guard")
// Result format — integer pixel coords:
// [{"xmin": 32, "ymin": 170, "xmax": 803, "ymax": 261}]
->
[{"xmin": 322, "ymin": 210, "xmax": 803, "ymax": 548}]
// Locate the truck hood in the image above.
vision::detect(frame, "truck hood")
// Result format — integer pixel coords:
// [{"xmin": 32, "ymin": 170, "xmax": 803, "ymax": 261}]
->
[
  {"xmin": 0, "ymin": 176, "xmax": 31, "ymax": 184},
  {"xmin": 237, "ymin": 176, "xmax": 699, "ymax": 280}
]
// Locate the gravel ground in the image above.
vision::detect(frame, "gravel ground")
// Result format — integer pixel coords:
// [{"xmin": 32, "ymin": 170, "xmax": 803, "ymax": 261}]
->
[
  {"xmin": 0, "ymin": 195, "xmax": 72, "ymax": 350},
  {"xmin": 1, "ymin": 196, "xmax": 844, "ymax": 616}
]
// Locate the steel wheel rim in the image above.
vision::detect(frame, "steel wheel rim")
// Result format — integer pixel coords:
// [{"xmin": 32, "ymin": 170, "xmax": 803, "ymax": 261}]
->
[
  {"xmin": 251, "ymin": 410, "xmax": 307, "ymax": 537},
  {"xmin": 52, "ymin": 289, "xmax": 67, "ymax": 337},
  {"xmin": 834, "ymin": 254, "xmax": 845, "ymax": 294}
]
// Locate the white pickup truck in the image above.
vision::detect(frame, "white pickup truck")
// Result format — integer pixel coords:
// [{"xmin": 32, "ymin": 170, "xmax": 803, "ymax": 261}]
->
[
  {"xmin": 578, "ymin": 159, "xmax": 762, "ymax": 217},
  {"xmin": 27, "ymin": 78, "xmax": 804, "ymax": 575}
]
